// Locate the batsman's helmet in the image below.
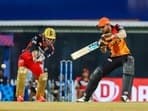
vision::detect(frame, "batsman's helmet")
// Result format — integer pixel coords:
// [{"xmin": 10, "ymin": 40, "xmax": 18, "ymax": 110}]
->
[
  {"xmin": 42, "ymin": 27, "xmax": 56, "ymax": 39},
  {"xmin": 97, "ymin": 17, "xmax": 110, "ymax": 27}
]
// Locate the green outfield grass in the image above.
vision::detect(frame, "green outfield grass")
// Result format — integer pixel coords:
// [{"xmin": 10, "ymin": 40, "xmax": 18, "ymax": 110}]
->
[{"xmin": 0, "ymin": 102, "xmax": 147, "ymax": 111}]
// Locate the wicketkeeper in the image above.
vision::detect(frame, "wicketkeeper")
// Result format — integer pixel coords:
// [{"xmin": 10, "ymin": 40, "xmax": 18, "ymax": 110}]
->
[
  {"xmin": 77, "ymin": 17, "xmax": 135, "ymax": 102},
  {"xmin": 16, "ymin": 27, "xmax": 56, "ymax": 102}
]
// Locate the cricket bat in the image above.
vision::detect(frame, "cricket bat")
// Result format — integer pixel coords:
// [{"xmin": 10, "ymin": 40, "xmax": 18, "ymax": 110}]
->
[{"xmin": 71, "ymin": 40, "xmax": 101, "ymax": 60}]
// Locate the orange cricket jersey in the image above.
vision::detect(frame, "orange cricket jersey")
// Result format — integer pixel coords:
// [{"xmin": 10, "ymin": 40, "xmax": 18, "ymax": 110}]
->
[
  {"xmin": 107, "ymin": 38, "xmax": 130, "ymax": 57},
  {"xmin": 107, "ymin": 24, "xmax": 131, "ymax": 57}
]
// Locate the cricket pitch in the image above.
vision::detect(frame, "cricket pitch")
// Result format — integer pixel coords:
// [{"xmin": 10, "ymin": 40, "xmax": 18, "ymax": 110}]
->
[{"xmin": 0, "ymin": 102, "xmax": 147, "ymax": 111}]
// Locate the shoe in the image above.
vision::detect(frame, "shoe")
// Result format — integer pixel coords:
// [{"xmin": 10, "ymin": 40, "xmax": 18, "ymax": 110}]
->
[
  {"xmin": 121, "ymin": 95, "xmax": 130, "ymax": 102},
  {"xmin": 31, "ymin": 96, "xmax": 36, "ymax": 101},
  {"xmin": 37, "ymin": 96, "xmax": 46, "ymax": 102},
  {"xmin": 76, "ymin": 96, "xmax": 87, "ymax": 102},
  {"xmin": 17, "ymin": 96, "xmax": 24, "ymax": 102}
]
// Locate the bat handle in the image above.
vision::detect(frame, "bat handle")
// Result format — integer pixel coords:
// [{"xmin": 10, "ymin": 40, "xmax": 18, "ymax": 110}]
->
[{"xmin": 98, "ymin": 39, "xmax": 102, "ymax": 46}]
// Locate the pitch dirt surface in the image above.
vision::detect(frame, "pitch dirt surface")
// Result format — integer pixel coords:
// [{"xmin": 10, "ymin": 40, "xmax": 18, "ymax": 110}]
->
[{"xmin": 0, "ymin": 102, "xmax": 147, "ymax": 111}]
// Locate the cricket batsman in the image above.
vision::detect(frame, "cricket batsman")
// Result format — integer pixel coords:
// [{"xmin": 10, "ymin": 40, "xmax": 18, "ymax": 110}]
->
[
  {"xmin": 77, "ymin": 17, "xmax": 135, "ymax": 102},
  {"xmin": 16, "ymin": 27, "xmax": 56, "ymax": 102}
]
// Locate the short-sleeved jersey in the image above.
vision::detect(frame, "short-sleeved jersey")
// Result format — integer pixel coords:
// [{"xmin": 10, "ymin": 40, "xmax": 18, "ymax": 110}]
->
[{"xmin": 103, "ymin": 24, "xmax": 130, "ymax": 57}]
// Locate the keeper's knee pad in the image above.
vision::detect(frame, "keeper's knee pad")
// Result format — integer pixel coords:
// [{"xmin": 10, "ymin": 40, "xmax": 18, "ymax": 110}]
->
[
  {"xmin": 36, "ymin": 72, "xmax": 48, "ymax": 99},
  {"xmin": 16, "ymin": 67, "xmax": 28, "ymax": 97}
]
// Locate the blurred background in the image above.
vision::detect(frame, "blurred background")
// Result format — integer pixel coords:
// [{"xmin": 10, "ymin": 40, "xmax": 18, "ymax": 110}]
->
[{"xmin": 0, "ymin": 0, "xmax": 148, "ymax": 102}]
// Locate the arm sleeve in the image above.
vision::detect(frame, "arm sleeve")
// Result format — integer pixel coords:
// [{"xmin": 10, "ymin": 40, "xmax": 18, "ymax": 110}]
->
[
  {"xmin": 31, "ymin": 35, "xmax": 55, "ymax": 58},
  {"xmin": 115, "ymin": 24, "xmax": 127, "ymax": 39},
  {"xmin": 44, "ymin": 44, "xmax": 55, "ymax": 58},
  {"xmin": 28, "ymin": 35, "xmax": 41, "ymax": 51},
  {"xmin": 24, "ymin": 35, "xmax": 39, "ymax": 51}
]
